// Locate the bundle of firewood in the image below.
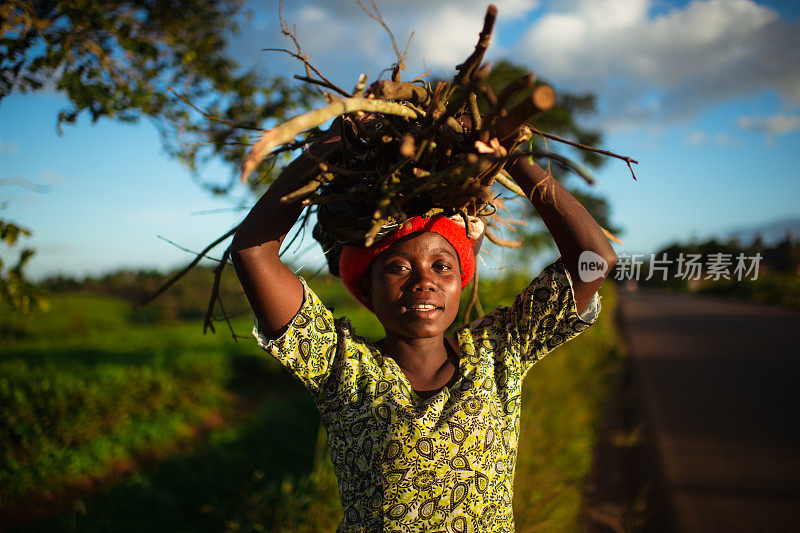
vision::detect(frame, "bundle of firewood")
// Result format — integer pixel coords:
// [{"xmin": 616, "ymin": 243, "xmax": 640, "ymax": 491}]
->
[
  {"xmin": 140, "ymin": 3, "xmax": 636, "ymax": 334},
  {"xmin": 240, "ymin": 5, "xmax": 595, "ymax": 256}
]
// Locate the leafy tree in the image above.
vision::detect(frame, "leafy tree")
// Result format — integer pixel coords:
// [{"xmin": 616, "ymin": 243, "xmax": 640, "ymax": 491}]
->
[
  {"xmin": 0, "ymin": 217, "xmax": 42, "ymax": 314},
  {"xmin": 1, "ymin": 0, "xmax": 313, "ymax": 190},
  {"xmin": 0, "ymin": 0, "xmax": 312, "ymax": 313}
]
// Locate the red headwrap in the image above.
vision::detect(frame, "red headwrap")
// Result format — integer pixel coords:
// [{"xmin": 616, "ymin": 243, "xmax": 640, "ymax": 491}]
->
[{"xmin": 339, "ymin": 214, "xmax": 483, "ymax": 309}]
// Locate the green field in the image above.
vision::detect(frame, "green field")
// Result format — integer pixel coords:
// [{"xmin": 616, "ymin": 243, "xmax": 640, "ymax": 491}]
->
[{"xmin": 1, "ymin": 272, "xmax": 621, "ymax": 531}]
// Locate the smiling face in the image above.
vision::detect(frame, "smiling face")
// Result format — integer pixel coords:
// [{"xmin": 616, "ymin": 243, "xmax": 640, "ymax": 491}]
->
[{"xmin": 363, "ymin": 231, "xmax": 463, "ymax": 341}]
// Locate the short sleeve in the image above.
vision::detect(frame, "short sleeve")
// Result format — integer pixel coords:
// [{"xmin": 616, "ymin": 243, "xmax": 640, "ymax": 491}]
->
[
  {"xmin": 252, "ymin": 277, "xmax": 339, "ymax": 396},
  {"xmin": 475, "ymin": 257, "xmax": 600, "ymax": 376}
]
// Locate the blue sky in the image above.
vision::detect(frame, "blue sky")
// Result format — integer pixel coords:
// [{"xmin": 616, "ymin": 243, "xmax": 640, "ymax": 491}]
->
[{"xmin": 1, "ymin": 0, "xmax": 799, "ymax": 279}]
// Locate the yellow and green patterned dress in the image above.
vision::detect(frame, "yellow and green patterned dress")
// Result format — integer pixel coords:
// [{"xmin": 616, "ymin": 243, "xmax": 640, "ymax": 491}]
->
[{"xmin": 254, "ymin": 258, "xmax": 600, "ymax": 532}]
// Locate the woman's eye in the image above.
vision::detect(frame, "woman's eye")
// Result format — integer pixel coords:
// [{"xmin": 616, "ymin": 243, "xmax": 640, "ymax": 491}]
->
[
  {"xmin": 387, "ymin": 263, "xmax": 410, "ymax": 273},
  {"xmin": 434, "ymin": 262, "xmax": 453, "ymax": 272}
]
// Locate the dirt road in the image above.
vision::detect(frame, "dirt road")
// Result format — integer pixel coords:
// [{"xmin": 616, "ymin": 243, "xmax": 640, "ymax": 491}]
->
[{"xmin": 617, "ymin": 289, "xmax": 800, "ymax": 532}]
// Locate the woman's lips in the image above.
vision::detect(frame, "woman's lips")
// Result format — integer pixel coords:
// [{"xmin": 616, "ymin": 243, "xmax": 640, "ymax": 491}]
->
[
  {"xmin": 404, "ymin": 302, "xmax": 443, "ymax": 318},
  {"xmin": 407, "ymin": 303, "xmax": 437, "ymax": 311}
]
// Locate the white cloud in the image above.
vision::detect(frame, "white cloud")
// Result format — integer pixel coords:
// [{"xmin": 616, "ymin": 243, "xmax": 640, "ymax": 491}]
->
[
  {"xmin": 685, "ymin": 130, "xmax": 708, "ymax": 145},
  {"xmin": 369, "ymin": 0, "xmax": 542, "ymax": 68},
  {"xmin": 234, "ymin": 0, "xmax": 799, "ymax": 132},
  {"xmin": 409, "ymin": 5, "xmax": 489, "ymax": 67},
  {"xmin": 738, "ymin": 113, "xmax": 800, "ymax": 137},
  {"xmin": 684, "ymin": 130, "xmax": 740, "ymax": 146},
  {"xmin": 239, "ymin": 0, "xmax": 541, "ymax": 85},
  {"xmin": 713, "ymin": 133, "xmax": 737, "ymax": 146},
  {"xmin": 0, "ymin": 139, "xmax": 20, "ymax": 154},
  {"xmin": 517, "ymin": 0, "xmax": 800, "ymax": 128}
]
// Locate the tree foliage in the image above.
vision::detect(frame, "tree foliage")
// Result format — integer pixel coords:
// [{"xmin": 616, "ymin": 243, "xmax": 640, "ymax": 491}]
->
[
  {"xmin": 0, "ymin": 218, "xmax": 43, "ymax": 315},
  {"xmin": 0, "ymin": 0, "xmax": 313, "ymax": 314},
  {"xmin": 1, "ymin": 0, "xmax": 313, "ymax": 192}
]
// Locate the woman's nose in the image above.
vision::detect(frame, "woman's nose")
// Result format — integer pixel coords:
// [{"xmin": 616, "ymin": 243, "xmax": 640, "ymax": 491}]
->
[{"xmin": 409, "ymin": 268, "xmax": 436, "ymax": 291}]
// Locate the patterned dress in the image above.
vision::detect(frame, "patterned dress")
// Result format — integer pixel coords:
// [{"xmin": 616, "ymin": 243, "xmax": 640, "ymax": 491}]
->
[{"xmin": 254, "ymin": 258, "xmax": 601, "ymax": 532}]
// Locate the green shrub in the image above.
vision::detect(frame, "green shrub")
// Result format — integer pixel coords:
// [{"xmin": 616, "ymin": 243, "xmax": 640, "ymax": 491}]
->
[
  {"xmin": 0, "ymin": 347, "xmax": 231, "ymax": 500},
  {"xmin": 0, "ymin": 293, "xmax": 273, "ymax": 505}
]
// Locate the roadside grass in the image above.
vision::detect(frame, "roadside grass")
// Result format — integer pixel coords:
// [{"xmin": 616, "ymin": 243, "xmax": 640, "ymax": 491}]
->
[
  {"xmin": 514, "ymin": 282, "xmax": 622, "ymax": 531},
  {"xmin": 0, "ymin": 293, "xmax": 273, "ymax": 510},
  {"xmin": 2, "ymin": 272, "xmax": 622, "ymax": 531},
  {"xmin": 28, "ymin": 380, "xmax": 338, "ymax": 533}
]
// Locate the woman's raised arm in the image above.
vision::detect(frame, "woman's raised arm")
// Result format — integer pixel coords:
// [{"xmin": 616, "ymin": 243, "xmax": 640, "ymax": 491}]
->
[
  {"xmin": 506, "ymin": 154, "xmax": 617, "ymax": 315},
  {"xmin": 231, "ymin": 136, "xmax": 339, "ymax": 336}
]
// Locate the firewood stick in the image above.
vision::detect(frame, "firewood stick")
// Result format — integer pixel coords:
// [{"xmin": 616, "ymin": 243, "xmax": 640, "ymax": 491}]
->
[{"xmin": 242, "ymin": 98, "xmax": 420, "ymax": 182}]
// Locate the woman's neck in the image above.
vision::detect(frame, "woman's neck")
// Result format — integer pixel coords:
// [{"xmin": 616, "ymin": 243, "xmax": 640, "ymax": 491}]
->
[{"xmin": 381, "ymin": 334, "xmax": 458, "ymax": 392}]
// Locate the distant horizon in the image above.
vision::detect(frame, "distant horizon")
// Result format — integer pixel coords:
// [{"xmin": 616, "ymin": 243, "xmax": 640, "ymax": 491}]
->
[{"xmin": 27, "ymin": 214, "xmax": 800, "ymax": 284}]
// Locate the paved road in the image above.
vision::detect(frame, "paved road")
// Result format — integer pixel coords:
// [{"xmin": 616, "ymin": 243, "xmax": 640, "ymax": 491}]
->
[{"xmin": 617, "ymin": 289, "xmax": 800, "ymax": 532}]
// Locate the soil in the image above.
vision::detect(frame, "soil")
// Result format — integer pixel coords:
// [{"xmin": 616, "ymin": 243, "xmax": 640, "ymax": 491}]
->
[{"xmin": 578, "ymin": 300, "xmax": 677, "ymax": 532}]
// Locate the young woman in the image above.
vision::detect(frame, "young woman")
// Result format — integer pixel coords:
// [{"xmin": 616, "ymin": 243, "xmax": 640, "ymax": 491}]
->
[{"xmin": 231, "ymin": 127, "xmax": 617, "ymax": 531}]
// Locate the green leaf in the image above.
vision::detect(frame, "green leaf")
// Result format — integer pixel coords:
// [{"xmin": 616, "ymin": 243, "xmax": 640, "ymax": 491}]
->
[{"xmin": 0, "ymin": 220, "xmax": 32, "ymax": 246}]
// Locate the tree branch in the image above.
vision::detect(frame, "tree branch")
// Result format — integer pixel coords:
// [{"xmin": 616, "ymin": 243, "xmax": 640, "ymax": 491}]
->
[
  {"xmin": 134, "ymin": 226, "xmax": 237, "ymax": 309},
  {"xmin": 529, "ymin": 126, "xmax": 639, "ymax": 180}
]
